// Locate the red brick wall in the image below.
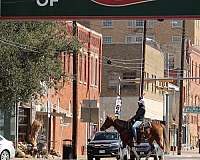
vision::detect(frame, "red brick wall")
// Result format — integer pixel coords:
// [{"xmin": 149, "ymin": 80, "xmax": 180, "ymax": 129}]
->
[
  {"xmin": 46, "ymin": 22, "xmax": 102, "ymax": 155},
  {"xmin": 186, "ymin": 46, "xmax": 200, "ymax": 146}
]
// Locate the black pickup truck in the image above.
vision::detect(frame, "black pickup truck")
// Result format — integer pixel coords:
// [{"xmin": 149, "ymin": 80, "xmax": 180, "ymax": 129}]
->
[{"xmin": 87, "ymin": 131, "xmax": 125, "ymax": 160}]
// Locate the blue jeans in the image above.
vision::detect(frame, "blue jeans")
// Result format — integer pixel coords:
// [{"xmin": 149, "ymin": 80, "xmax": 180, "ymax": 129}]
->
[{"xmin": 132, "ymin": 121, "xmax": 142, "ymax": 141}]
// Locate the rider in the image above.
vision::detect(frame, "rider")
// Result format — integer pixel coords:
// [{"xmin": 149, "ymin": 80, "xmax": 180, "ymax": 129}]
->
[{"xmin": 129, "ymin": 96, "xmax": 145, "ymax": 142}]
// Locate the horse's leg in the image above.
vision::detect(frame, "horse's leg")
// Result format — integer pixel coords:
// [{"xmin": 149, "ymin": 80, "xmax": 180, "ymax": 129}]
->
[
  {"xmin": 155, "ymin": 132, "xmax": 164, "ymax": 151},
  {"xmin": 131, "ymin": 146, "xmax": 140, "ymax": 160},
  {"xmin": 154, "ymin": 133, "xmax": 165, "ymax": 160},
  {"xmin": 157, "ymin": 138, "xmax": 164, "ymax": 150},
  {"xmin": 145, "ymin": 138, "xmax": 154, "ymax": 160}
]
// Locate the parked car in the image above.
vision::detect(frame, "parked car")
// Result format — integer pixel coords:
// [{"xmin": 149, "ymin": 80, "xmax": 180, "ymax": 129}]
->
[
  {"xmin": 0, "ymin": 135, "xmax": 15, "ymax": 160},
  {"xmin": 87, "ymin": 131, "xmax": 126, "ymax": 160}
]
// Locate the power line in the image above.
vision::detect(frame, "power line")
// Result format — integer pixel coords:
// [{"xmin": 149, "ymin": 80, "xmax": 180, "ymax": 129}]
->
[
  {"xmin": 104, "ymin": 63, "xmax": 142, "ymax": 72},
  {"xmin": 0, "ymin": 38, "xmax": 40, "ymax": 53}
]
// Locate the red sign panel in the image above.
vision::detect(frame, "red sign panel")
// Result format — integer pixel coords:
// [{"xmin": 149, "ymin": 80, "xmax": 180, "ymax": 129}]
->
[{"xmin": 91, "ymin": 0, "xmax": 155, "ymax": 6}]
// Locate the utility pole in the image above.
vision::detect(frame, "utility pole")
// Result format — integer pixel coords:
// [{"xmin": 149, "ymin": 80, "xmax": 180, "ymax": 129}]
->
[
  {"xmin": 177, "ymin": 19, "xmax": 186, "ymax": 155},
  {"xmin": 140, "ymin": 20, "xmax": 147, "ymax": 97},
  {"xmin": 15, "ymin": 100, "xmax": 18, "ymax": 150},
  {"xmin": 72, "ymin": 21, "xmax": 78, "ymax": 159}
]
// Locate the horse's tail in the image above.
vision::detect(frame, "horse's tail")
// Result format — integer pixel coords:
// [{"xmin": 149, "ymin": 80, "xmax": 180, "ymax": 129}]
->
[{"xmin": 161, "ymin": 124, "xmax": 169, "ymax": 152}]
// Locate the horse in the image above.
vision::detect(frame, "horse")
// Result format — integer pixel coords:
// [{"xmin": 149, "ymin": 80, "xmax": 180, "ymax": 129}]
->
[{"xmin": 100, "ymin": 116, "xmax": 169, "ymax": 160}]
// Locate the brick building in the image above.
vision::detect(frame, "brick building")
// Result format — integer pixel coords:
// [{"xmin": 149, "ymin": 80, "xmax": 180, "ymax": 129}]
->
[
  {"xmin": 18, "ymin": 22, "xmax": 103, "ymax": 156},
  {"xmin": 183, "ymin": 43, "xmax": 200, "ymax": 148}
]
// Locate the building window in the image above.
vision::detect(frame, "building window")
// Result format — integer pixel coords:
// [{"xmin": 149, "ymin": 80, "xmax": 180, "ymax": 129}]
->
[
  {"xmin": 135, "ymin": 20, "xmax": 144, "ymax": 28},
  {"xmin": 195, "ymin": 62, "xmax": 197, "ymax": 83},
  {"xmin": 191, "ymin": 95, "xmax": 193, "ymax": 105},
  {"xmin": 146, "ymin": 73, "xmax": 149, "ymax": 91},
  {"xmin": 168, "ymin": 54, "xmax": 175, "ymax": 69},
  {"xmin": 154, "ymin": 75, "xmax": 157, "ymax": 93},
  {"xmin": 91, "ymin": 56, "xmax": 94, "ymax": 85},
  {"xmin": 95, "ymin": 58, "xmax": 98, "ymax": 86},
  {"xmin": 172, "ymin": 36, "xmax": 182, "ymax": 43},
  {"xmin": 195, "ymin": 96, "xmax": 198, "ymax": 106},
  {"xmin": 79, "ymin": 54, "xmax": 82, "ymax": 81},
  {"xmin": 144, "ymin": 72, "xmax": 147, "ymax": 90},
  {"xmin": 128, "ymin": 20, "xmax": 135, "ymax": 27},
  {"xmin": 108, "ymin": 72, "xmax": 119, "ymax": 88},
  {"xmin": 84, "ymin": 54, "xmax": 87, "ymax": 83},
  {"xmin": 158, "ymin": 81, "xmax": 162, "ymax": 95},
  {"xmin": 103, "ymin": 36, "xmax": 112, "ymax": 44},
  {"xmin": 67, "ymin": 54, "xmax": 71, "ymax": 74},
  {"xmin": 123, "ymin": 72, "xmax": 136, "ymax": 79},
  {"xmin": 199, "ymin": 64, "xmax": 200, "ymax": 84},
  {"xmin": 147, "ymin": 20, "xmax": 155, "ymax": 28},
  {"xmin": 135, "ymin": 36, "xmax": 143, "ymax": 43},
  {"xmin": 191, "ymin": 61, "xmax": 194, "ymax": 80},
  {"xmin": 122, "ymin": 72, "xmax": 136, "ymax": 89},
  {"xmin": 171, "ymin": 20, "xmax": 182, "ymax": 28},
  {"xmin": 151, "ymin": 74, "xmax": 154, "ymax": 92},
  {"xmin": 63, "ymin": 52, "xmax": 66, "ymax": 74},
  {"xmin": 102, "ymin": 20, "xmax": 112, "ymax": 27},
  {"xmin": 126, "ymin": 35, "xmax": 143, "ymax": 44},
  {"xmin": 126, "ymin": 36, "xmax": 133, "ymax": 44}
]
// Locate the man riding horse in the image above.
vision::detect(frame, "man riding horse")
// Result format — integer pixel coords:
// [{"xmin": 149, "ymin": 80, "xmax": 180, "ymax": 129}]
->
[{"xmin": 129, "ymin": 96, "xmax": 145, "ymax": 143}]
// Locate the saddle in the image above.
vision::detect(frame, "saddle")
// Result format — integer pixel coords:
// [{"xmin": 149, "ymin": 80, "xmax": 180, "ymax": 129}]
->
[{"xmin": 129, "ymin": 121, "xmax": 152, "ymax": 143}]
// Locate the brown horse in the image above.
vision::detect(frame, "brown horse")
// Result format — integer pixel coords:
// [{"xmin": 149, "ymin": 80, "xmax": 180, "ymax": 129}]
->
[{"xmin": 100, "ymin": 116, "xmax": 169, "ymax": 159}]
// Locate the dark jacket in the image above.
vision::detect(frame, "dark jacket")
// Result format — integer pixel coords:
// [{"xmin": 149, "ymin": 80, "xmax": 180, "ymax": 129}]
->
[{"xmin": 130, "ymin": 105, "xmax": 145, "ymax": 122}]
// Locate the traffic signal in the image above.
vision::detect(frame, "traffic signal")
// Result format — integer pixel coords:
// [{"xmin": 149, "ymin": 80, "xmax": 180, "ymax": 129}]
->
[{"xmin": 107, "ymin": 59, "xmax": 112, "ymax": 64}]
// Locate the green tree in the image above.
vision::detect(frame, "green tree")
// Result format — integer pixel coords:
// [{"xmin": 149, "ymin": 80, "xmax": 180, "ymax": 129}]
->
[{"xmin": 0, "ymin": 21, "xmax": 80, "ymax": 105}]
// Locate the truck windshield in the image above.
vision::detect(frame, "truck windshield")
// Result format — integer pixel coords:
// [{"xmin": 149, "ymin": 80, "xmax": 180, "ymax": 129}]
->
[{"xmin": 93, "ymin": 132, "xmax": 118, "ymax": 140}]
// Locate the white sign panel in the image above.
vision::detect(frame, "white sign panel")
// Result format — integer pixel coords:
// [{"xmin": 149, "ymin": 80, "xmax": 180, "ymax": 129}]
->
[{"xmin": 115, "ymin": 96, "xmax": 122, "ymax": 117}]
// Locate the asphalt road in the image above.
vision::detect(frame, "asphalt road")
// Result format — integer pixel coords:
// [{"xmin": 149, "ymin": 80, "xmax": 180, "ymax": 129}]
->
[{"xmin": 14, "ymin": 149, "xmax": 200, "ymax": 160}]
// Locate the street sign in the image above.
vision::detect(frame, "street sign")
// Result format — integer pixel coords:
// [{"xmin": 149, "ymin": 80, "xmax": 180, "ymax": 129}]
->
[
  {"xmin": 1, "ymin": 0, "xmax": 200, "ymax": 18},
  {"xmin": 82, "ymin": 100, "xmax": 97, "ymax": 108},
  {"xmin": 81, "ymin": 107, "xmax": 99, "ymax": 123},
  {"xmin": 81, "ymin": 99, "xmax": 99, "ymax": 123},
  {"xmin": 184, "ymin": 106, "xmax": 200, "ymax": 113},
  {"xmin": 115, "ymin": 96, "xmax": 122, "ymax": 117}
]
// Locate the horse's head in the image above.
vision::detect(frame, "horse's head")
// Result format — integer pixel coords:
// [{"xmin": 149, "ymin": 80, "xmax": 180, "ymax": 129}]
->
[{"xmin": 100, "ymin": 116, "xmax": 114, "ymax": 131}]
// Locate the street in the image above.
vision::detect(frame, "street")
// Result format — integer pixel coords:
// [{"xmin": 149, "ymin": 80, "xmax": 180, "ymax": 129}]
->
[
  {"xmin": 99, "ymin": 149, "xmax": 200, "ymax": 160},
  {"xmin": 13, "ymin": 149, "xmax": 200, "ymax": 160}
]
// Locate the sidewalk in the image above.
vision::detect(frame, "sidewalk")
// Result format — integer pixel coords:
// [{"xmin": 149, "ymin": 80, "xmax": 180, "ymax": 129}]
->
[
  {"xmin": 14, "ymin": 155, "xmax": 87, "ymax": 160},
  {"xmin": 166, "ymin": 148, "xmax": 200, "ymax": 158}
]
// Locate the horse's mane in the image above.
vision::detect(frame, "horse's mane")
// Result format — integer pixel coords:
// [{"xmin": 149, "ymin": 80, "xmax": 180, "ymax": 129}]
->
[{"xmin": 113, "ymin": 118, "xmax": 129, "ymax": 130}]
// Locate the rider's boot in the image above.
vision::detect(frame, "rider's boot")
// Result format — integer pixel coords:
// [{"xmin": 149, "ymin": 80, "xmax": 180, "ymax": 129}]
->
[{"xmin": 133, "ymin": 129, "xmax": 137, "ymax": 143}]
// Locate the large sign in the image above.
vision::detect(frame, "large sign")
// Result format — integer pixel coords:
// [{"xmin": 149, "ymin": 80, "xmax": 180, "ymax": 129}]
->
[{"xmin": 1, "ymin": 0, "xmax": 200, "ymax": 18}]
